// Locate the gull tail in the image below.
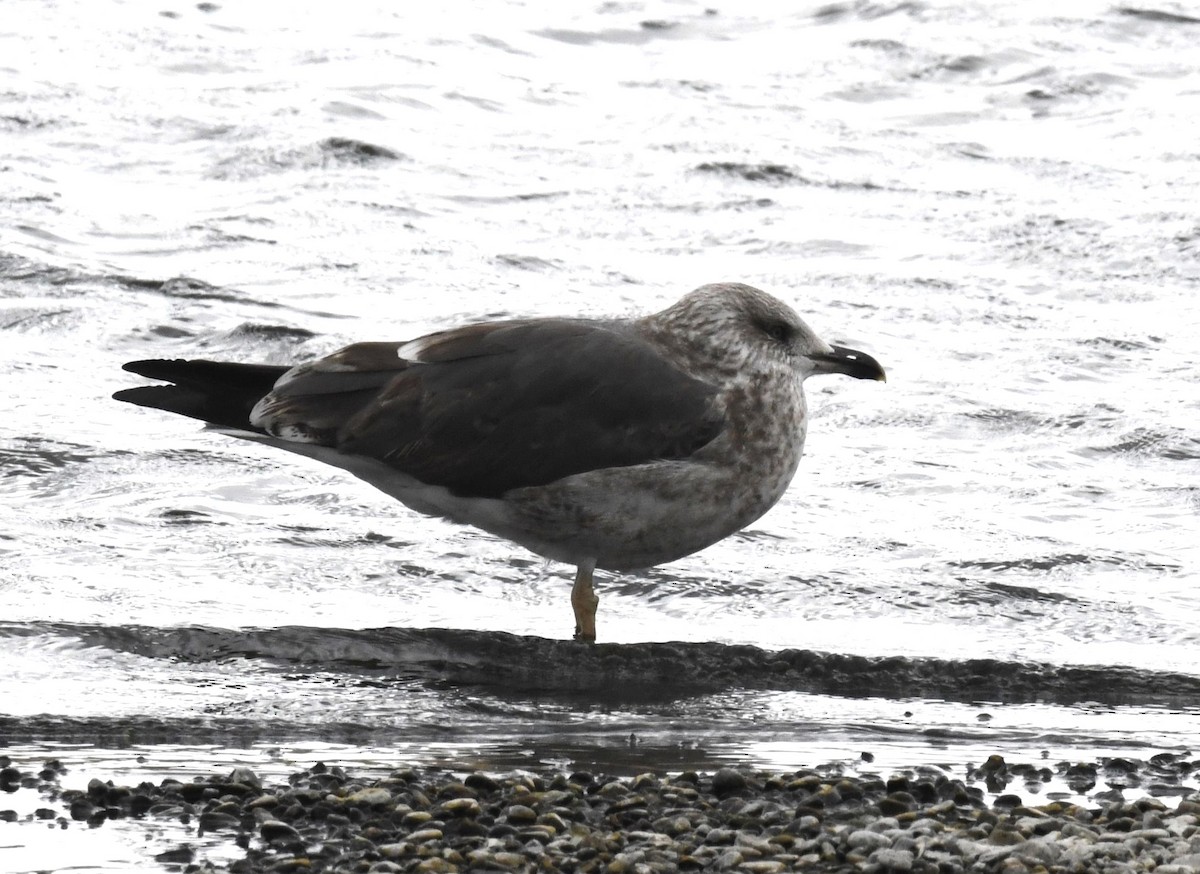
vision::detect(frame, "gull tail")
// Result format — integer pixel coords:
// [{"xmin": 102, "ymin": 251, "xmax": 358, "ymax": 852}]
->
[{"xmin": 114, "ymin": 359, "xmax": 289, "ymax": 431}]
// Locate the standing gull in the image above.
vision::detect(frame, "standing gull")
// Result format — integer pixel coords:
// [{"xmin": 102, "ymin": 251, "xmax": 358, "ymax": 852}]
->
[{"xmin": 114, "ymin": 282, "xmax": 885, "ymax": 641}]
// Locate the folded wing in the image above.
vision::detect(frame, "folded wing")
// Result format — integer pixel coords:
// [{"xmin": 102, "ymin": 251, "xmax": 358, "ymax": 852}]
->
[{"xmin": 120, "ymin": 319, "xmax": 726, "ymax": 499}]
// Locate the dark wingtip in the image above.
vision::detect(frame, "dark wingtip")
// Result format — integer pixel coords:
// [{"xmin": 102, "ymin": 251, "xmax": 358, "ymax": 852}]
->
[
  {"xmin": 121, "ymin": 359, "xmax": 194, "ymax": 381},
  {"xmin": 112, "ymin": 384, "xmax": 206, "ymax": 418},
  {"xmin": 114, "ymin": 359, "xmax": 289, "ymax": 430}
]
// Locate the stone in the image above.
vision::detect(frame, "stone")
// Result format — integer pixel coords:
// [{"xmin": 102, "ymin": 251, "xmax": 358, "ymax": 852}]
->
[
  {"xmin": 259, "ymin": 820, "xmax": 300, "ymax": 842},
  {"xmin": 867, "ymin": 847, "xmax": 914, "ymax": 872},
  {"xmin": 504, "ymin": 803, "xmax": 537, "ymax": 824},
  {"xmin": 713, "ymin": 848, "xmax": 743, "ymax": 870},
  {"xmin": 198, "ymin": 811, "xmax": 241, "ymax": 831},
  {"xmin": 414, "ymin": 859, "xmax": 457, "ymax": 873},
  {"xmin": 345, "ymin": 787, "xmax": 392, "ymax": 806},
  {"xmin": 227, "ymin": 768, "xmax": 262, "ymax": 790},
  {"xmin": 378, "ymin": 842, "xmax": 413, "ymax": 859},
  {"xmin": 712, "ymin": 769, "xmax": 748, "ymax": 798},
  {"xmin": 408, "ymin": 828, "xmax": 444, "ymax": 843},
  {"xmin": 436, "ymin": 797, "xmax": 481, "ymax": 818},
  {"xmin": 847, "ymin": 829, "xmax": 890, "ymax": 852}
]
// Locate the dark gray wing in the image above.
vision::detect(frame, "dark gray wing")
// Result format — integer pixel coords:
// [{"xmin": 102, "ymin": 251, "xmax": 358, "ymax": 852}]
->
[{"xmin": 255, "ymin": 318, "xmax": 725, "ymax": 498}]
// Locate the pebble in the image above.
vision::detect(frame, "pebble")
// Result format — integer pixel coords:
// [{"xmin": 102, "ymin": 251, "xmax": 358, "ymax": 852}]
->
[
  {"xmin": 503, "ymin": 803, "xmax": 537, "ymax": 823},
  {"xmin": 15, "ymin": 754, "xmax": 1200, "ymax": 873},
  {"xmin": 259, "ymin": 819, "xmax": 300, "ymax": 842},
  {"xmin": 868, "ymin": 846, "xmax": 914, "ymax": 871},
  {"xmin": 435, "ymin": 796, "xmax": 480, "ymax": 817},
  {"xmin": 848, "ymin": 828, "xmax": 891, "ymax": 851},
  {"xmin": 407, "ymin": 827, "xmax": 443, "ymax": 843},
  {"xmin": 711, "ymin": 767, "xmax": 748, "ymax": 798},
  {"xmin": 344, "ymin": 787, "xmax": 392, "ymax": 806}
]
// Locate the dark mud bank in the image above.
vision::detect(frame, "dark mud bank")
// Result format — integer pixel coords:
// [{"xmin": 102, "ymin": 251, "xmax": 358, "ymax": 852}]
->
[{"xmin": 7, "ymin": 622, "xmax": 1200, "ymax": 706}]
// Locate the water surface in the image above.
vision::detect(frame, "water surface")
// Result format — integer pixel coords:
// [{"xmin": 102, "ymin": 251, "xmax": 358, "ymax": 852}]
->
[{"xmin": 2, "ymin": 0, "xmax": 1199, "ymax": 869}]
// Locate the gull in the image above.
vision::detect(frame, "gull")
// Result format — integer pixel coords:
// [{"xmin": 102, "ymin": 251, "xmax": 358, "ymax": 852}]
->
[{"xmin": 114, "ymin": 282, "xmax": 885, "ymax": 641}]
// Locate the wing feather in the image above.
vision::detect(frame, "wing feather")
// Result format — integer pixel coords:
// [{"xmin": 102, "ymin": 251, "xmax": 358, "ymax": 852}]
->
[{"xmin": 257, "ymin": 319, "xmax": 724, "ymax": 498}]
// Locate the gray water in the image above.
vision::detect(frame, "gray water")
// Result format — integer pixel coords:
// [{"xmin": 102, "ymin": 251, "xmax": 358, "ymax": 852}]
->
[{"xmin": 3, "ymin": 0, "xmax": 1200, "ymax": 870}]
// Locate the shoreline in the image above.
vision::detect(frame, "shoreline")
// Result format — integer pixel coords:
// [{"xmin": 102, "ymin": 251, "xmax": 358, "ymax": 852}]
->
[{"xmin": 6, "ymin": 753, "xmax": 1200, "ymax": 873}]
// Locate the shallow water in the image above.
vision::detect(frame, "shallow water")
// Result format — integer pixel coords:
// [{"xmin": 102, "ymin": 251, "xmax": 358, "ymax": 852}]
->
[{"xmin": 3, "ymin": 0, "xmax": 1200, "ymax": 869}]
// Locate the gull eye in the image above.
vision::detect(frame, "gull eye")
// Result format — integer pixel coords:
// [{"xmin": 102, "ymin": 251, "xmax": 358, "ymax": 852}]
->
[{"xmin": 762, "ymin": 319, "xmax": 794, "ymax": 345}]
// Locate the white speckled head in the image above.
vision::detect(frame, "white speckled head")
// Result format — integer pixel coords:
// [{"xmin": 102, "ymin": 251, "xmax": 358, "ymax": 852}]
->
[{"xmin": 645, "ymin": 283, "xmax": 886, "ymax": 384}]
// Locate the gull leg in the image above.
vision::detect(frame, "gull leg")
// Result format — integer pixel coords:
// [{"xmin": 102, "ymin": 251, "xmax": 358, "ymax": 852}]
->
[{"xmin": 571, "ymin": 561, "xmax": 599, "ymax": 643}]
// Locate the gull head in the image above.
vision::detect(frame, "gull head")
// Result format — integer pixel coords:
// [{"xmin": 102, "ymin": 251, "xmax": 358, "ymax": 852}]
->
[{"xmin": 650, "ymin": 282, "xmax": 886, "ymax": 384}]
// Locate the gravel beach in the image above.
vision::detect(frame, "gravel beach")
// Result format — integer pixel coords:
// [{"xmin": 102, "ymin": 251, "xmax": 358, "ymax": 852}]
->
[{"xmin": 8, "ymin": 753, "xmax": 1200, "ymax": 873}]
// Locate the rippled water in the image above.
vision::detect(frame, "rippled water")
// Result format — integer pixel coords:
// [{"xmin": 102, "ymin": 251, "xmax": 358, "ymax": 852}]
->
[{"xmin": 3, "ymin": 0, "xmax": 1200, "ymax": 869}]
